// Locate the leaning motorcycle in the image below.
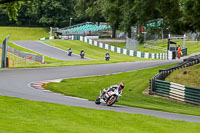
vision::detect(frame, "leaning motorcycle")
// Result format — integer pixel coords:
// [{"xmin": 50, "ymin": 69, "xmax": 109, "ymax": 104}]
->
[
  {"xmin": 80, "ymin": 52, "xmax": 84, "ymax": 59},
  {"xmin": 95, "ymin": 89, "xmax": 121, "ymax": 106},
  {"xmin": 68, "ymin": 50, "xmax": 72, "ymax": 56}
]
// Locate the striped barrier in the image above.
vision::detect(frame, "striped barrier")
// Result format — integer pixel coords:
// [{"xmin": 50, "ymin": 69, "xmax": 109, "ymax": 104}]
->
[
  {"xmin": 149, "ymin": 54, "xmax": 200, "ymax": 105},
  {"xmin": 155, "ymin": 80, "xmax": 200, "ymax": 105},
  {"xmin": 40, "ymin": 36, "xmax": 55, "ymax": 40},
  {"xmin": 78, "ymin": 36, "xmax": 167, "ymax": 59}
]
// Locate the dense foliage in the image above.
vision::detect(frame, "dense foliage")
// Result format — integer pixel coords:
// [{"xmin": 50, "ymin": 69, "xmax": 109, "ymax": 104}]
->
[{"xmin": 1, "ymin": 0, "xmax": 200, "ymax": 36}]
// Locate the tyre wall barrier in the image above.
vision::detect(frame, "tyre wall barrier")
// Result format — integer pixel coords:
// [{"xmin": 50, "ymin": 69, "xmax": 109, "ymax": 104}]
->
[
  {"xmin": 155, "ymin": 80, "xmax": 200, "ymax": 105},
  {"xmin": 0, "ymin": 44, "xmax": 44, "ymax": 63},
  {"xmin": 78, "ymin": 36, "xmax": 167, "ymax": 60},
  {"xmin": 149, "ymin": 54, "xmax": 200, "ymax": 105}
]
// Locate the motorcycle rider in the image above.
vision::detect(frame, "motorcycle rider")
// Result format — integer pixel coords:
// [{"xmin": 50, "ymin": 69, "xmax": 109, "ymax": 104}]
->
[
  {"xmin": 68, "ymin": 48, "xmax": 72, "ymax": 56},
  {"xmin": 105, "ymin": 51, "xmax": 110, "ymax": 61},
  {"xmin": 80, "ymin": 49, "xmax": 85, "ymax": 59},
  {"xmin": 101, "ymin": 82, "xmax": 124, "ymax": 101}
]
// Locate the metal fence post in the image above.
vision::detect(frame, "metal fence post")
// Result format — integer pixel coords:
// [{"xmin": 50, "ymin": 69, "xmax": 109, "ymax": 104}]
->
[
  {"xmin": 1, "ymin": 35, "xmax": 10, "ymax": 68},
  {"xmin": 149, "ymin": 78, "xmax": 154, "ymax": 95}
]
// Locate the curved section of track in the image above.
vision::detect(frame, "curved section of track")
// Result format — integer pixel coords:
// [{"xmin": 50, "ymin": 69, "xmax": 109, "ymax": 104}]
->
[
  {"xmin": 11, "ymin": 41, "xmax": 91, "ymax": 60},
  {"xmin": 0, "ymin": 60, "xmax": 200, "ymax": 123}
]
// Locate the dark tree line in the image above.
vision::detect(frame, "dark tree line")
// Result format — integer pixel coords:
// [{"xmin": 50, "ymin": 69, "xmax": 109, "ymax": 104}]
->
[
  {"xmin": 0, "ymin": 0, "xmax": 76, "ymax": 27},
  {"xmin": 1, "ymin": 0, "xmax": 200, "ymax": 37}
]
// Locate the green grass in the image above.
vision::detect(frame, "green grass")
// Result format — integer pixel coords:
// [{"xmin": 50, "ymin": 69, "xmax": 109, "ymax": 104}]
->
[
  {"xmin": 44, "ymin": 64, "xmax": 200, "ymax": 116},
  {"xmin": 2, "ymin": 39, "xmax": 148, "ymax": 68},
  {"xmin": 43, "ymin": 39, "xmax": 148, "ymax": 63},
  {"xmin": 0, "ymin": 96, "xmax": 200, "ymax": 133},
  {"xmin": 109, "ymin": 42, "xmax": 165, "ymax": 53},
  {"xmin": 0, "ymin": 27, "xmax": 60, "ymax": 66},
  {"xmin": 166, "ymin": 63, "xmax": 200, "ymax": 88},
  {"xmin": 0, "ymin": 48, "xmax": 40, "ymax": 67},
  {"xmin": 0, "ymin": 26, "xmax": 49, "ymax": 42},
  {"xmin": 8, "ymin": 42, "xmax": 62, "ymax": 64},
  {"xmin": 0, "ymin": 27, "xmax": 148, "ymax": 68}
]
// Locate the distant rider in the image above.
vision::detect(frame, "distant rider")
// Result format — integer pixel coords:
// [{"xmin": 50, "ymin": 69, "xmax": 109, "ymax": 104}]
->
[
  {"xmin": 80, "ymin": 49, "xmax": 85, "ymax": 59},
  {"xmin": 105, "ymin": 51, "xmax": 110, "ymax": 61},
  {"xmin": 68, "ymin": 48, "xmax": 72, "ymax": 56}
]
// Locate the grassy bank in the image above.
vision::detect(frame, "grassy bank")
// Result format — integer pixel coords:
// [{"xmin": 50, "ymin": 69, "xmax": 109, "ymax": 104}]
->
[
  {"xmin": 43, "ymin": 40, "xmax": 148, "ymax": 62},
  {"xmin": 0, "ymin": 27, "xmax": 49, "ymax": 42},
  {"xmin": 44, "ymin": 64, "xmax": 200, "ymax": 116},
  {"xmin": 5, "ymin": 39, "xmax": 148, "ymax": 68},
  {"xmin": 166, "ymin": 63, "xmax": 200, "ymax": 88},
  {"xmin": 0, "ymin": 49, "xmax": 40, "ymax": 67},
  {"xmin": 0, "ymin": 96, "xmax": 200, "ymax": 133}
]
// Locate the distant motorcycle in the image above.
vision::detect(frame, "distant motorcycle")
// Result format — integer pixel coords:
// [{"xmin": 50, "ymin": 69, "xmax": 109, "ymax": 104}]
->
[
  {"xmin": 105, "ymin": 55, "xmax": 110, "ymax": 61},
  {"xmin": 80, "ymin": 50, "xmax": 85, "ymax": 59},
  {"xmin": 95, "ymin": 88, "xmax": 121, "ymax": 106},
  {"xmin": 68, "ymin": 48, "xmax": 72, "ymax": 56},
  {"xmin": 105, "ymin": 52, "xmax": 110, "ymax": 61}
]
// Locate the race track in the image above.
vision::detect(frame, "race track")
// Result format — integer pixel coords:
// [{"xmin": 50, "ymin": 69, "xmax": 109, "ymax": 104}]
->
[
  {"xmin": 11, "ymin": 41, "xmax": 91, "ymax": 60},
  {"xmin": 1, "ymin": 59, "xmax": 200, "ymax": 123}
]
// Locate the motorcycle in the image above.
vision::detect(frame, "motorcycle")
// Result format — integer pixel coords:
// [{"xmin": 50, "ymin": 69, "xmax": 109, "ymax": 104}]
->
[
  {"xmin": 105, "ymin": 55, "xmax": 110, "ymax": 61},
  {"xmin": 80, "ymin": 51, "xmax": 85, "ymax": 59},
  {"xmin": 95, "ymin": 89, "xmax": 121, "ymax": 106},
  {"xmin": 68, "ymin": 48, "xmax": 72, "ymax": 56},
  {"xmin": 68, "ymin": 50, "xmax": 72, "ymax": 56}
]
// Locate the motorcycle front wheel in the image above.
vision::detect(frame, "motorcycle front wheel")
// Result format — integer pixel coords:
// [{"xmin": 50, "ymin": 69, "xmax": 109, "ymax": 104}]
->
[{"xmin": 95, "ymin": 97, "xmax": 101, "ymax": 104}]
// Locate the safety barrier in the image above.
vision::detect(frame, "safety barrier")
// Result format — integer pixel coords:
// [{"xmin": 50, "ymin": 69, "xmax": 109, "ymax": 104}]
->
[
  {"xmin": 40, "ymin": 36, "xmax": 55, "ymax": 40},
  {"xmin": 78, "ymin": 36, "xmax": 167, "ymax": 59},
  {"xmin": 154, "ymin": 80, "xmax": 200, "ymax": 105},
  {"xmin": 0, "ymin": 44, "xmax": 44, "ymax": 63},
  {"xmin": 39, "ymin": 35, "xmax": 188, "ymax": 60},
  {"xmin": 149, "ymin": 54, "xmax": 200, "ymax": 105}
]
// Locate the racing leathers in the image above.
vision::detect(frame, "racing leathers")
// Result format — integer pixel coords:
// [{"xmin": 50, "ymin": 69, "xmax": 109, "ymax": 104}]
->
[{"xmin": 102, "ymin": 85, "xmax": 123, "ymax": 101}]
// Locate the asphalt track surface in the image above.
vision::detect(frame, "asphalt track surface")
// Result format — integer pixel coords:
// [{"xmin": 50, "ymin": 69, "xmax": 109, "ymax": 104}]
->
[
  {"xmin": 11, "ymin": 41, "xmax": 91, "ymax": 60},
  {"xmin": 1, "ymin": 60, "xmax": 200, "ymax": 123}
]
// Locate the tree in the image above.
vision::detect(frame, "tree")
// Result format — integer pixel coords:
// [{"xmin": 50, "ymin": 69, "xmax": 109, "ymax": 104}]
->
[
  {"xmin": 15, "ymin": 0, "xmax": 75, "ymax": 27},
  {"xmin": 120, "ymin": 0, "xmax": 137, "ymax": 38},
  {"xmin": 157, "ymin": 0, "xmax": 184, "ymax": 34},
  {"xmin": 75, "ymin": 0, "xmax": 104, "ymax": 23},
  {"xmin": 180, "ymin": 0, "xmax": 200, "ymax": 32},
  {"xmin": 0, "ymin": 0, "xmax": 32, "ymax": 21},
  {"xmin": 100, "ymin": 0, "xmax": 123, "ymax": 38},
  {"xmin": 0, "ymin": 0, "xmax": 28, "ymax": 4},
  {"xmin": 26, "ymin": 0, "xmax": 75, "ymax": 27}
]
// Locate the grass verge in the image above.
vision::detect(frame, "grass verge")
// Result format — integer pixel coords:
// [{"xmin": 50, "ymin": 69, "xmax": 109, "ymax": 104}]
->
[
  {"xmin": 0, "ymin": 48, "xmax": 40, "ymax": 67},
  {"xmin": 0, "ymin": 26, "xmax": 49, "ymax": 42},
  {"xmin": 0, "ymin": 96, "xmax": 200, "ymax": 133},
  {"xmin": 44, "ymin": 64, "xmax": 200, "ymax": 116},
  {"xmin": 165, "ymin": 63, "xmax": 200, "ymax": 88},
  {"xmin": 43, "ymin": 40, "xmax": 148, "ymax": 62},
  {"xmin": 4, "ymin": 39, "xmax": 149, "ymax": 68}
]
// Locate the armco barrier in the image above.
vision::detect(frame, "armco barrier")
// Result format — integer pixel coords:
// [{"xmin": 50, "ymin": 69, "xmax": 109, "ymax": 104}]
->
[
  {"xmin": 0, "ymin": 44, "xmax": 44, "ymax": 63},
  {"xmin": 78, "ymin": 36, "xmax": 167, "ymax": 59},
  {"xmin": 149, "ymin": 54, "xmax": 200, "ymax": 105}
]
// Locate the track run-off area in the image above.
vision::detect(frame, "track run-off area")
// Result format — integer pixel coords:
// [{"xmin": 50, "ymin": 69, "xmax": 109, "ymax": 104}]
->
[{"xmin": 1, "ymin": 41, "xmax": 200, "ymax": 123}]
